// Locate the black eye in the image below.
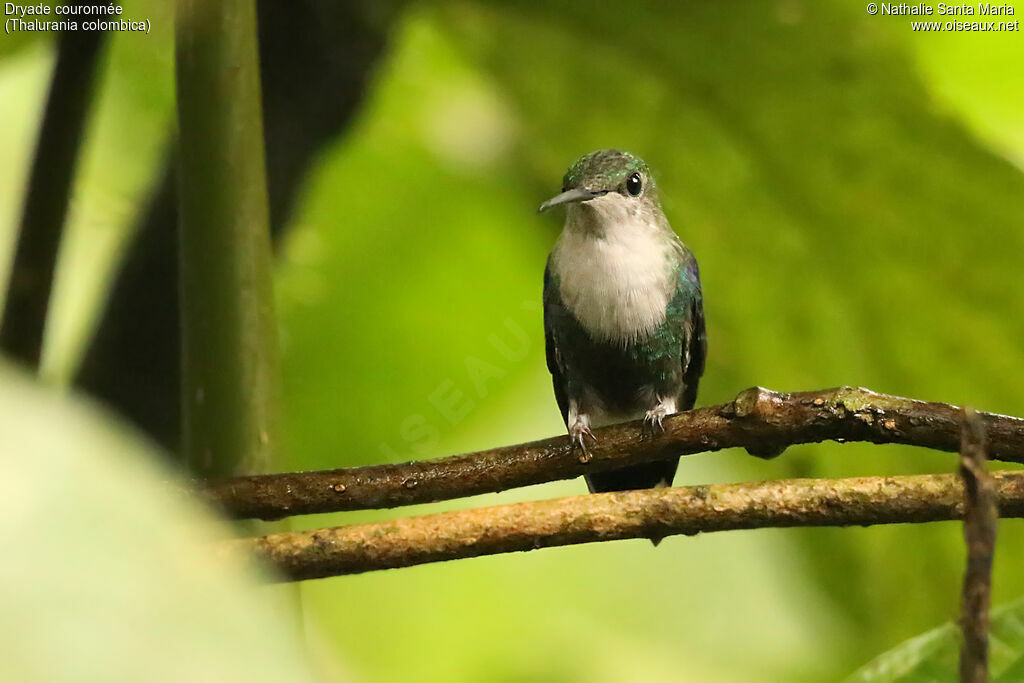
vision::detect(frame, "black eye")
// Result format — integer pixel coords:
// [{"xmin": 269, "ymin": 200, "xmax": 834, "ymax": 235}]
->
[{"xmin": 626, "ymin": 172, "xmax": 642, "ymax": 196}]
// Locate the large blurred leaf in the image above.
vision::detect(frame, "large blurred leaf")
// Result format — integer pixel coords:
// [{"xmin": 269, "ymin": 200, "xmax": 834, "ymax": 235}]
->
[
  {"xmin": 845, "ymin": 597, "xmax": 1024, "ymax": 682},
  {"xmin": 0, "ymin": 43, "xmax": 53, "ymax": 307},
  {"xmin": 0, "ymin": 362, "xmax": 321, "ymax": 683},
  {"xmin": 42, "ymin": 0, "xmax": 175, "ymax": 382},
  {"xmin": 0, "ymin": 1, "xmax": 61, "ymax": 58},
  {"xmin": 0, "ymin": 0, "xmax": 174, "ymax": 381}
]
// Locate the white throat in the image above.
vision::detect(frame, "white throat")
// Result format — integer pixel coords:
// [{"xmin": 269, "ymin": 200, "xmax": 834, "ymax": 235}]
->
[{"xmin": 551, "ymin": 194, "xmax": 676, "ymax": 344}]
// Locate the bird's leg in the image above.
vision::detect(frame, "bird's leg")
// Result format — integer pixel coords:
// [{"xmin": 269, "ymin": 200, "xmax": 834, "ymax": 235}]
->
[
  {"xmin": 567, "ymin": 406, "xmax": 596, "ymax": 462},
  {"xmin": 569, "ymin": 421, "xmax": 596, "ymax": 458},
  {"xmin": 643, "ymin": 397, "xmax": 677, "ymax": 437}
]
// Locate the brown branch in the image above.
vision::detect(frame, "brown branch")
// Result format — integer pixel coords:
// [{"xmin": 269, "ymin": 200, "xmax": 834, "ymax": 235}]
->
[
  {"xmin": 203, "ymin": 386, "xmax": 1024, "ymax": 520},
  {"xmin": 232, "ymin": 471, "xmax": 1024, "ymax": 582},
  {"xmin": 959, "ymin": 408, "xmax": 997, "ymax": 683}
]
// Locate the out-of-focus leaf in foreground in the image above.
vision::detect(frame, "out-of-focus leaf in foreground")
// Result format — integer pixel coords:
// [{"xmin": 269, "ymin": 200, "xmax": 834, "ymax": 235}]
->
[
  {"xmin": 845, "ymin": 597, "xmax": 1024, "ymax": 682},
  {"xmin": 0, "ymin": 362, "xmax": 321, "ymax": 683}
]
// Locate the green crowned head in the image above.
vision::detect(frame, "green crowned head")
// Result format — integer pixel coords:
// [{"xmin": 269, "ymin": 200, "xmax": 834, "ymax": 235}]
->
[
  {"xmin": 539, "ymin": 149, "xmax": 658, "ymax": 213},
  {"xmin": 563, "ymin": 149, "xmax": 650, "ymax": 193}
]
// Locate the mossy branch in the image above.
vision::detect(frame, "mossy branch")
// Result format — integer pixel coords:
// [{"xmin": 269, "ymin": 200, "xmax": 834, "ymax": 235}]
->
[
  {"xmin": 231, "ymin": 471, "xmax": 1024, "ymax": 582},
  {"xmin": 204, "ymin": 386, "xmax": 1024, "ymax": 520}
]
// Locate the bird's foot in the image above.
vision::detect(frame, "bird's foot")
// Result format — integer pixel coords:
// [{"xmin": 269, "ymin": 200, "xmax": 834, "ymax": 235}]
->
[
  {"xmin": 643, "ymin": 404, "xmax": 670, "ymax": 437},
  {"xmin": 569, "ymin": 420, "xmax": 597, "ymax": 462}
]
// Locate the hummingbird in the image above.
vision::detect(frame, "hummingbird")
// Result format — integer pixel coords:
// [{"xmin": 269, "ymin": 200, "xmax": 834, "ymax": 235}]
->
[{"xmin": 539, "ymin": 149, "xmax": 706, "ymax": 495}]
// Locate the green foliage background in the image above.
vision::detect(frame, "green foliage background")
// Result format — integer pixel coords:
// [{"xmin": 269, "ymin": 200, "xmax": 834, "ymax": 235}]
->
[{"xmin": 1, "ymin": 1, "xmax": 1023, "ymax": 680}]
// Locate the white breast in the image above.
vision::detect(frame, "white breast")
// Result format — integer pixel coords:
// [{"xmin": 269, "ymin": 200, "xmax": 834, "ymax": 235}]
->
[{"xmin": 552, "ymin": 200, "xmax": 675, "ymax": 344}]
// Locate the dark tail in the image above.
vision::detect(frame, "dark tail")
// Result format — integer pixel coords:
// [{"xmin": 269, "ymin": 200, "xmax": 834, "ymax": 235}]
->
[{"xmin": 585, "ymin": 458, "xmax": 679, "ymax": 547}]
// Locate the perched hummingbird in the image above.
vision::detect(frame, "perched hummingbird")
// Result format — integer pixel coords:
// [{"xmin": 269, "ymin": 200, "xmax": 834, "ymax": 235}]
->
[{"xmin": 540, "ymin": 149, "xmax": 706, "ymax": 494}]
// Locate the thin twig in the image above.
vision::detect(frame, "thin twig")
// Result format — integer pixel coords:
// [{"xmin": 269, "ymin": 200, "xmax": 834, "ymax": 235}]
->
[
  {"xmin": 959, "ymin": 408, "xmax": 997, "ymax": 683},
  {"xmin": 203, "ymin": 386, "xmax": 1024, "ymax": 520},
  {"xmin": 229, "ymin": 471, "xmax": 1024, "ymax": 582}
]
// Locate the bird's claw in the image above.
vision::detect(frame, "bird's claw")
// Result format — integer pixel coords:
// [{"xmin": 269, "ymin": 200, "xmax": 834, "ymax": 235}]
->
[
  {"xmin": 643, "ymin": 406, "xmax": 668, "ymax": 437},
  {"xmin": 569, "ymin": 423, "xmax": 597, "ymax": 462}
]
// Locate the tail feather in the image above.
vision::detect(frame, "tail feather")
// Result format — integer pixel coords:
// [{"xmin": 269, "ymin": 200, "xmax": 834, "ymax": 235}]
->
[
  {"xmin": 585, "ymin": 458, "xmax": 679, "ymax": 547},
  {"xmin": 584, "ymin": 458, "xmax": 679, "ymax": 493}
]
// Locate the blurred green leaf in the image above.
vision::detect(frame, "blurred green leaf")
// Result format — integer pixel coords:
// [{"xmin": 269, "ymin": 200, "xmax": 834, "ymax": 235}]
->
[
  {"xmin": 0, "ymin": 362, "xmax": 321, "ymax": 683},
  {"xmin": 845, "ymin": 597, "xmax": 1024, "ymax": 682},
  {"xmin": 42, "ymin": 0, "xmax": 175, "ymax": 382},
  {"xmin": 0, "ymin": 0, "xmax": 175, "ymax": 379},
  {"xmin": 0, "ymin": 43, "xmax": 53, "ymax": 310},
  {"xmin": 0, "ymin": 2, "xmax": 59, "ymax": 58}
]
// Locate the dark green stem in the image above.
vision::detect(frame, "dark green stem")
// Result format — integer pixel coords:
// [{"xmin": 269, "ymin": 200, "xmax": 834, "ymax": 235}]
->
[
  {"xmin": 0, "ymin": 13, "xmax": 109, "ymax": 367},
  {"xmin": 175, "ymin": 0, "xmax": 281, "ymax": 477}
]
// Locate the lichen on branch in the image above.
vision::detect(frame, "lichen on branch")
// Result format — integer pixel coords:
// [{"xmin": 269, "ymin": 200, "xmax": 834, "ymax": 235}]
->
[{"xmin": 232, "ymin": 471, "xmax": 1024, "ymax": 582}]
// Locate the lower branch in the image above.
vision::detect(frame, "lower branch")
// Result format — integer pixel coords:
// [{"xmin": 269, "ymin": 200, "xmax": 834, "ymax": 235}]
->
[
  {"xmin": 204, "ymin": 386, "xmax": 1024, "ymax": 520},
  {"xmin": 234, "ymin": 471, "xmax": 1024, "ymax": 582},
  {"xmin": 959, "ymin": 408, "xmax": 997, "ymax": 683}
]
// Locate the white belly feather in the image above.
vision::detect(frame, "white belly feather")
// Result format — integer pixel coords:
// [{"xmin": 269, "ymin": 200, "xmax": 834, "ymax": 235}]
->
[{"xmin": 552, "ymin": 214, "xmax": 675, "ymax": 344}]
